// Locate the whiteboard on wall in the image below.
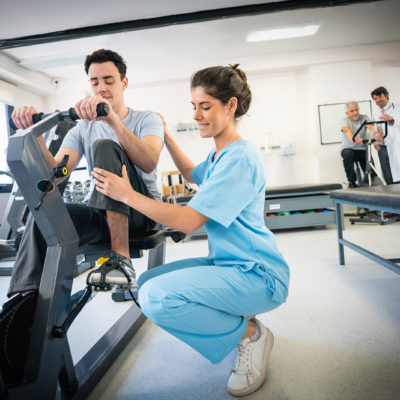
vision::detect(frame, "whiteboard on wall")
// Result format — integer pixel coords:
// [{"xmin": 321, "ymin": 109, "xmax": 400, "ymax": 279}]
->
[{"xmin": 318, "ymin": 101, "xmax": 372, "ymax": 145}]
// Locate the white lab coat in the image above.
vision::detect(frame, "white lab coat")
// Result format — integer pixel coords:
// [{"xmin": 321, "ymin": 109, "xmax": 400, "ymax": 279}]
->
[{"xmin": 374, "ymin": 102, "xmax": 400, "ymax": 182}]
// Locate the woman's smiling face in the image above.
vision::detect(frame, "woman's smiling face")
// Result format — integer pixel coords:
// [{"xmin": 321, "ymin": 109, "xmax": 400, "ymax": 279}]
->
[{"xmin": 191, "ymin": 86, "xmax": 234, "ymax": 139}]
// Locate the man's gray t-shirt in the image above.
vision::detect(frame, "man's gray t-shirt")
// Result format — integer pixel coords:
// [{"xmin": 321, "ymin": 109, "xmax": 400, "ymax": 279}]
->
[
  {"xmin": 340, "ymin": 114, "xmax": 371, "ymax": 151},
  {"xmin": 62, "ymin": 108, "xmax": 164, "ymax": 201}
]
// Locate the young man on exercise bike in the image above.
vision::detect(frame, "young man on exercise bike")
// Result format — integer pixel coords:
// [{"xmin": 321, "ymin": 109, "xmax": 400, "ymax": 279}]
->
[{"xmin": 5, "ymin": 49, "xmax": 164, "ymax": 298}]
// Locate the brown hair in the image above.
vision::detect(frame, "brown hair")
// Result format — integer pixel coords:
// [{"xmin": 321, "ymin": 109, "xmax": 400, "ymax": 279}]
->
[
  {"xmin": 371, "ymin": 86, "xmax": 389, "ymax": 98},
  {"xmin": 84, "ymin": 49, "xmax": 127, "ymax": 80},
  {"xmin": 190, "ymin": 64, "xmax": 252, "ymax": 119}
]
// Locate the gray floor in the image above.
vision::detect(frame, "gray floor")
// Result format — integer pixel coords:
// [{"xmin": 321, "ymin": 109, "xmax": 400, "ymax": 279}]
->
[{"xmin": 1, "ymin": 216, "xmax": 399, "ymax": 400}]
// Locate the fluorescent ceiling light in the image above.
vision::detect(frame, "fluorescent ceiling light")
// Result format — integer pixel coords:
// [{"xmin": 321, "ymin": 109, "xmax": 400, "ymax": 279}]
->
[
  {"xmin": 247, "ymin": 24, "xmax": 319, "ymax": 42},
  {"xmin": 19, "ymin": 55, "xmax": 86, "ymax": 71}
]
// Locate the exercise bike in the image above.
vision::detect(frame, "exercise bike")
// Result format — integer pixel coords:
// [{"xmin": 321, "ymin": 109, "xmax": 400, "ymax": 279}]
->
[
  {"xmin": 0, "ymin": 104, "xmax": 184, "ymax": 399},
  {"xmin": 349, "ymin": 119, "xmax": 399, "ymax": 224},
  {"xmin": 0, "ymin": 120, "xmax": 77, "ymax": 266}
]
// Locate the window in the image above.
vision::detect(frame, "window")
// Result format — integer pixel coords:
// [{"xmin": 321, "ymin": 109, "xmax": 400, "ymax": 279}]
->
[{"xmin": 0, "ymin": 101, "xmax": 13, "ymax": 183}]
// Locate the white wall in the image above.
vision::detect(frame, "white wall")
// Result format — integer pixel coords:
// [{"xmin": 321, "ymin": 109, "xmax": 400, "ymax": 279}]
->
[
  {"xmin": 0, "ymin": 78, "xmax": 44, "ymax": 110},
  {"xmin": 3, "ymin": 41, "xmax": 400, "ymax": 190},
  {"xmin": 372, "ymin": 62, "xmax": 400, "ymax": 102}
]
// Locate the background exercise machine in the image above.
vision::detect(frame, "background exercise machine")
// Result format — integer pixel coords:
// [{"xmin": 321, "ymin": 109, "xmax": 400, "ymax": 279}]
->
[{"xmin": 349, "ymin": 120, "xmax": 398, "ymax": 225}]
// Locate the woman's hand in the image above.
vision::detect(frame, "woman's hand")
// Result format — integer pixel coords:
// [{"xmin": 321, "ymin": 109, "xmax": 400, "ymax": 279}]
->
[
  {"xmin": 157, "ymin": 113, "xmax": 173, "ymax": 143},
  {"xmin": 92, "ymin": 165, "xmax": 133, "ymax": 203}
]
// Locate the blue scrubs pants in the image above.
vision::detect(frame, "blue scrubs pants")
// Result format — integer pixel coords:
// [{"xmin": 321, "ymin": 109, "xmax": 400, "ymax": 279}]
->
[{"xmin": 138, "ymin": 257, "xmax": 282, "ymax": 364}]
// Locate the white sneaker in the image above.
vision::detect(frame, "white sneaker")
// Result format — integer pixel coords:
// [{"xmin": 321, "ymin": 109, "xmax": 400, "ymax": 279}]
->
[{"xmin": 227, "ymin": 319, "xmax": 274, "ymax": 397}]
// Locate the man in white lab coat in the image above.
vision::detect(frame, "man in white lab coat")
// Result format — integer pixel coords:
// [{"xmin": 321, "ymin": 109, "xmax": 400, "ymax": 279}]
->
[{"xmin": 371, "ymin": 86, "xmax": 400, "ymax": 184}]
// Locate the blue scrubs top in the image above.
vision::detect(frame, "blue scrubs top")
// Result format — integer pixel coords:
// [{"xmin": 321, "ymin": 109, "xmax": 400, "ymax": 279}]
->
[{"xmin": 188, "ymin": 140, "xmax": 290, "ymax": 303}]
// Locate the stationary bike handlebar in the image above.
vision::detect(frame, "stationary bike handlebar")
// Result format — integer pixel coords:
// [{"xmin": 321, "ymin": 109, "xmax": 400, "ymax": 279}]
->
[
  {"xmin": 9, "ymin": 103, "xmax": 109, "ymax": 131},
  {"xmin": 352, "ymin": 119, "xmax": 388, "ymax": 143}
]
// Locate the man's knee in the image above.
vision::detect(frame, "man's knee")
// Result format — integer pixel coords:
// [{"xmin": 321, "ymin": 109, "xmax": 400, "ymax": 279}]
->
[
  {"xmin": 341, "ymin": 148, "xmax": 355, "ymax": 161},
  {"xmin": 92, "ymin": 139, "xmax": 128, "ymax": 176},
  {"xmin": 93, "ymin": 139, "xmax": 122, "ymax": 160}
]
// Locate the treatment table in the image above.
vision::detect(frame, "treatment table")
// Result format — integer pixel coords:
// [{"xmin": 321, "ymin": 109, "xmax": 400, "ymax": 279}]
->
[
  {"xmin": 330, "ymin": 184, "xmax": 400, "ymax": 274},
  {"xmin": 265, "ymin": 183, "xmax": 342, "ymax": 230}
]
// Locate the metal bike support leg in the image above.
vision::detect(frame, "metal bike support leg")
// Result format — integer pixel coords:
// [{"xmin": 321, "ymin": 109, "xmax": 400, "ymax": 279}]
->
[{"xmin": 5, "ymin": 113, "xmax": 146, "ymax": 399}]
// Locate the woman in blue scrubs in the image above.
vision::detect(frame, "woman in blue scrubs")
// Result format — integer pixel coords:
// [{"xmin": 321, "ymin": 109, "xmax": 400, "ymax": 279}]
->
[{"xmin": 92, "ymin": 64, "xmax": 290, "ymax": 397}]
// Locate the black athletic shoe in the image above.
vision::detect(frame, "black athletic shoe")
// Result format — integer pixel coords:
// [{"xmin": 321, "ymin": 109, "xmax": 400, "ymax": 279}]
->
[
  {"xmin": 87, "ymin": 252, "xmax": 137, "ymax": 290},
  {"xmin": 348, "ymin": 182, "xmax": 359, "ymax": 189}
]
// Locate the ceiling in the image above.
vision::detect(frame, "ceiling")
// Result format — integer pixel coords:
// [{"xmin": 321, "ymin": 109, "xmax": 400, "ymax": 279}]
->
[
  {"xmin": 0, "ymin": 0, "xmax": 281, "ymax": 40},
  {"xmin": 1, "ymin": 0, "xmax": 399, "ymax": 85}
]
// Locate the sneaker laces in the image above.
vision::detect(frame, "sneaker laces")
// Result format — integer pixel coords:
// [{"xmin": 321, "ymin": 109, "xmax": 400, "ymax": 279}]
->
[{"xmin": 231, "ymin": 339, "xmax": 254, "ymax": 376}]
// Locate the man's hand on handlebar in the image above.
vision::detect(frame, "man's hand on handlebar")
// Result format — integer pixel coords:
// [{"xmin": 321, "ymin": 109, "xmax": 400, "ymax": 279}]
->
[
  {"xmin": 11, "ymin": 105, "xmax": 38, "ymax": 130},
  {"xmin": 9, "ymin": 103, "xmax": 109, "ymax": 131},
  {"xmin": 373, "ymin": 130, "xmax": 383, "ymax": 145},
  {"xmin": 354, "ymin": 137, "xmax": 363, "ymax": 145},
  {"xmin": 74, "ymin": 95, "xmax": 113, "ymax": 123},
  {"xmin": 380, "ymin": 113, "xmax": 394, "ymax": 125}
]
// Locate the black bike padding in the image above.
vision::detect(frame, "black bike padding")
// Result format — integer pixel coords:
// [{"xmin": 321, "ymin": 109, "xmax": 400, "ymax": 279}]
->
[{"xmin": 0, "ymin": 292, "xmax": 38, "ymax": 387}]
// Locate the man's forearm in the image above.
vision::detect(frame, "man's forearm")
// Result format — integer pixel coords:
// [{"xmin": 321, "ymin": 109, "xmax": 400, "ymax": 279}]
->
[
  {"xmin": 343, "ymin": 129, "xmax": 355, "ymax": 143},
  {"xmin": 38, "ymin": 136, "xmax": 57, "ymax": 169},
  {"xmin": 108, "ymin": 118, "xmax": 159, "ymax": 173}
]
